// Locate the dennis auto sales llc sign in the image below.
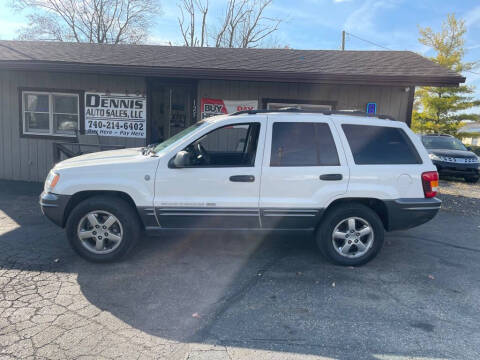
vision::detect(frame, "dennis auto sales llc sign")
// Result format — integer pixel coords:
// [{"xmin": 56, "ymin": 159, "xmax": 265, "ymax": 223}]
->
[{"xmin": 85, "ymin": 92, "xmax": 146, "ymax": 138}]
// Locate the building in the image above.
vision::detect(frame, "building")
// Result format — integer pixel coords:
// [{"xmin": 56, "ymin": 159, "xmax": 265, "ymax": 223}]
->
[
  {"xmin": 0, "ymin": 40, "xmax": 465, "ymax": 182},
  {"xmin": 458, "ymin": 122, "xmax": 480, "ymax": 146}
]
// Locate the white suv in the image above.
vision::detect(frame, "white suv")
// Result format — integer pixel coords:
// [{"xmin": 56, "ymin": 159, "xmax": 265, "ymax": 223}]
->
[{"xmin": 40, "ymin": 110, "xmax": 441, "ymax": 266}]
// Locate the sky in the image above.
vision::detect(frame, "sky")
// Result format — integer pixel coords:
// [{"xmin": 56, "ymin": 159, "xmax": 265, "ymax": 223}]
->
[{"xmin": 0, "ymin": 0, "xmax": 479, "ymax": 106}]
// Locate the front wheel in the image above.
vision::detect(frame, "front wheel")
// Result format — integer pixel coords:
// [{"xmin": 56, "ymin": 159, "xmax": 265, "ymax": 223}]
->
[
  {"xmin": 316, "ymin": 204, "xmax": 384, "ymax": 266},
  {"xmin": 66, "ymin": 196, "xmax": 141, "ymax": 262}
]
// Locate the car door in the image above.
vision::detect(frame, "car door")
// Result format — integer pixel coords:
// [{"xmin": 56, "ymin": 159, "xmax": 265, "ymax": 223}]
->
[
  {"xmin": 259, "ymin": 114, "xmax": 348, "ymax": 229},
  {"xmin": 154, "ymin": 116, "xmax": 266, "ymax": 229}
]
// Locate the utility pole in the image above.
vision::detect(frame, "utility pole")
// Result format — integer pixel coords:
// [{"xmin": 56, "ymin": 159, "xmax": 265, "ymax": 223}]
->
[{"xmin": 341, "ymin": 30, "xmax": 346, "ymax": 51}]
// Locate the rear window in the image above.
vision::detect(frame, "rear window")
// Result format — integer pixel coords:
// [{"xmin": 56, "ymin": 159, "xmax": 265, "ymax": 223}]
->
[
  {"xmin": 342, "ymin": 124, "xmax": 422, "ymax": 165},
  {"xmin": 270, "ymin": 122, "xmax": 340, "ymax": 166}
]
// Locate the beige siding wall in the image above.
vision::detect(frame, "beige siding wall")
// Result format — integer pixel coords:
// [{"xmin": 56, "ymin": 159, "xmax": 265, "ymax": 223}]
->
[
  {"xmin": 198, "ymin": 80, "xmax": 410, "ymax": 123},
  {"xmin": 0, "ymin": 71, "xmax": 411, "ymax": 182},
  {"xmin": 0, "ymin": 70, "xmax": 146, "ymax": 182}
]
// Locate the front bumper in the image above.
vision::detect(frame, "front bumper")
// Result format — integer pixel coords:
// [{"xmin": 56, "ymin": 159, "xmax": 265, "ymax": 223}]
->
[
  {"xmin": 39, "ymin": 192, "xmax": 71, "ymax": 227},
  {"xmin": 432, "ymin": 160, "xmax": 480, "ymax": 177},
  {"xmin": 384, "ymin": 198, "xmax": 441, "ymax": 231}
]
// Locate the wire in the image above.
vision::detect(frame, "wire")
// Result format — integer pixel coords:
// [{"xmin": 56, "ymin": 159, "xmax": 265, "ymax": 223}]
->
[
  {"xmin": 345, "ymin": 31, "xmax": 393, "ymax": 51},
  {"xmin": 343, "ymin": 32, "xmax": 480, "ymax": 79}
]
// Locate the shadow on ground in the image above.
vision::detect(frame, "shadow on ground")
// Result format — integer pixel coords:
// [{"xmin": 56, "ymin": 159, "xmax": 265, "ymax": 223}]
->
[{"xmin": 1, "ymin": 180, "xmax": 480, "ymax": 359}]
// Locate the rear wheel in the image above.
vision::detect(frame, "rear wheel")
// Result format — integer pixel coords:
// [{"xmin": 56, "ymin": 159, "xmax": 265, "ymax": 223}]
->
[
  {"xmin": 66, "ymin": 196, "xmax": 141, "ymax": 262},
  {"xmin": 464, "ymin": 176, "xmax": 479, "ymax": 183},
  {"xmin": 316, "ymin": 204, "xmax": 384, "ymax": 266}
]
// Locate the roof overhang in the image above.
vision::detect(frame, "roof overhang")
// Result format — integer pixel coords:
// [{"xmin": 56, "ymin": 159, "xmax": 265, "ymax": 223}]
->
[{"xmin": 0, "ymin": 60, "xmax": 466, "ymax": 87}]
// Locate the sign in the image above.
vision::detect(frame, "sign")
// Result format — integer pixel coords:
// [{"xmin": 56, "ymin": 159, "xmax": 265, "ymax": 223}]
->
[
  {"xmin": 201, "ymin": 98, "xmax": 258, "ymax": 119},
  {"xmin": 366, "ymin": 102, "xmax": 377, "ymax": 114},
  {"xmin": 85, "ymin": 92, "xmax": 146, "ymax": 138}
]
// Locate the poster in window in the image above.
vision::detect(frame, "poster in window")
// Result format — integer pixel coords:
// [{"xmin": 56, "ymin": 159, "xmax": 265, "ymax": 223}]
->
[
  {"xmin": 201, "ymin": 98, "xmax": 258, "ymax": 119},
  {"xmin": 85, "ymin": 92, "xmax": 146, "ymax": 138}
]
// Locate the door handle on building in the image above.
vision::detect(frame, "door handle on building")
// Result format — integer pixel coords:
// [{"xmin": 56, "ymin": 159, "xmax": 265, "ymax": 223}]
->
[
  {"xmin": 319, "ymin": 174, "xmax": 343, "ymax": 181},
  {"xmin": 230, "ymin": 175, "xmax": 255, "ymax": 182}
]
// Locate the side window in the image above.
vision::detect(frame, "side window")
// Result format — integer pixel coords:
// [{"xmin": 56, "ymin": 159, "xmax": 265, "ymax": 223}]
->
[
  {"xmin": 342, "ymin": 124, "xmax": 422, "ymax": 165},
  {"xmin": 200, "ymin": 124, "xmax": 249, "ymax": 152},
  {"xmin": 270, "ymin": 122, "xmax": 340, "ymax": 167},
  {"xmin": 22, "ymin": 91, "xmax": 80, "ymax": 136},
  {"xmin": 185, "ymin": 123, "xmax": 260, "ymax": 167}
]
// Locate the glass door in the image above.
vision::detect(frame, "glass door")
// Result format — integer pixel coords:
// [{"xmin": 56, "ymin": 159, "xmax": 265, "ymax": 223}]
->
[{"xmin": 149, "ymin": 82, "xmax": 196, "ymax": 144}]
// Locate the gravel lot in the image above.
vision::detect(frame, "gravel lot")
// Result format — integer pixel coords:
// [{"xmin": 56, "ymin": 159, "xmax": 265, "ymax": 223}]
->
[
  {"xmin": 1, "ymin": 180, "xmax": 480, "ymax": 360},
  {"xmin": 438, "ymin": 178, "xmax": 480, "ymax": 216}
]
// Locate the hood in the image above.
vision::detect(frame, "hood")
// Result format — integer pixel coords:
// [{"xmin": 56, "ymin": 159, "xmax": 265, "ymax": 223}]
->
[
  {"xmin": 427, "ymin": 149, "xmax": 477, "ymax": 159},
  {"xmin": 54, "ymin": 147, "xmax": 145, "ymax": 170}
]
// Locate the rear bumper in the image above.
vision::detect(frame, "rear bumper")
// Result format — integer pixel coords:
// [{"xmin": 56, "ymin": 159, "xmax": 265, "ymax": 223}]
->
[
  {"xmin": 384, "ymin": 198, "xmax": 441, "ymax": 231},
  {"xmin": 39, "ymin": 192, "xmax": 71, "ymax": 227},
  {"xmin": 433, "ymin": 160, "xmax": 479, "ymax": 177}
]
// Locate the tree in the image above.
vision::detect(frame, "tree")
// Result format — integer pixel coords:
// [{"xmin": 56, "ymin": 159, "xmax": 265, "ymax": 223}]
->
[
  {"xmin": 177, "ymin": 0, "xmax": 281, "ymax": 48},
  {"xmin": 178, "ymin": 0, "xmax": 208, "ymax": 47},
  {"xmin": 12, "ymin": 0, "xmax": 161, "ymax": 44},
  {"xmin": 412, "ymin": 14, "xmax": 480, "ymax": 135}
]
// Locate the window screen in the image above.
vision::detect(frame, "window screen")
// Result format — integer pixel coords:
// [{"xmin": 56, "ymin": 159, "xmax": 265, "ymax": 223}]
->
[
  {"xmin": 342, "ymin": 124, "xmax": 422, "ymax": 165},
  {"xmin": 53, "ymin": 94, "xmax": 79, "ymax": 135},
  {"xmin": 270, "ymin": 122, "xmax": 339, "ymax": 166}
]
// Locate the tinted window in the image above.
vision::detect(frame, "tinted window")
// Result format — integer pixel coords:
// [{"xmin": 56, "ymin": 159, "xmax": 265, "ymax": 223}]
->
[
  {"xmin": 200, "ymin": 124, "xmax": 249, "ymax": 152},
  {"xmin": 270, "ymin": 122, "xmax": 339, "ymax": 166},
  {"xmin": 342, "ymin": 124, "xmax": 421, "ymax": 165},
  {"xmin": 186, "ymin": 123, "xmax": 260, "ymax": 167}
]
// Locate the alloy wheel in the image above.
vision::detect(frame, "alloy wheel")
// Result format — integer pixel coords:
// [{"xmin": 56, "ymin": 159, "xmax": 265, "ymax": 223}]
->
[
  {"xmin": 332, "ymin": 216, "xmax": 374, "ymax": 258},
  {"xmin": 77, "ymin": 210, "xmax": 123, "ymax": 254}
]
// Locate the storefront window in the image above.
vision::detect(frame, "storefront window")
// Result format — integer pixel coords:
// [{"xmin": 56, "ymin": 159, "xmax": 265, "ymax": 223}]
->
[{"xmin": 22, "ymin": 91, "xmax": 79, "ymax": 136}]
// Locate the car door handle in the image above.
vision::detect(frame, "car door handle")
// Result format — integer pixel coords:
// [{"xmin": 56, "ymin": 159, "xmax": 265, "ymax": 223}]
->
[
  {"xmin": 230, "ymin": 175, "xmax": 255, "ymax": 182},
  {"xmin": 319, "ymin": 174, "xmax": 343, "ymax": 181}
]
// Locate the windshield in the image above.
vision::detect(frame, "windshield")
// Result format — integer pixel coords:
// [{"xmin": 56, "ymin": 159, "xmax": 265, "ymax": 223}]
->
[
  {"xmin": 153, "ymin": 122, "xmax": 205, "ymax": 153},
  {"xmin": 421, "ymin": 136, "xmax": 468, "ymax": 151}
]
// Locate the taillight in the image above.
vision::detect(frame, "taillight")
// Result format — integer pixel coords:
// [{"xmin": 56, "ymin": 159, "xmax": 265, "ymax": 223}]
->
[{"xmin": 421, "ymin": 171, "xmax": 439, "ymax": 198}]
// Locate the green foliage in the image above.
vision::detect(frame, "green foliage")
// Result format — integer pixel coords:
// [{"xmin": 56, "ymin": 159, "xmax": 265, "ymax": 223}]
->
[{"xmin": 414, "ymin": 14, "xmax": 480, "ymax": 136}]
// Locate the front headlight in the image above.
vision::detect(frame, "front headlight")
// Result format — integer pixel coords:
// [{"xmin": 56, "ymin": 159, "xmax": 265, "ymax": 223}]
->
[
  {"xmin": 44, "ymin": 171, "xmax": 60, "ymax": 192},
  {"xmin": 429, "ymin": 153, "xmax": 441, "ymax": 161}
]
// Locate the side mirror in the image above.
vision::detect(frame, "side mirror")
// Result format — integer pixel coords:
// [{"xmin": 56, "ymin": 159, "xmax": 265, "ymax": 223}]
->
[
  {"xmin": 169, "ymin": 150, "xmax": 191, "ymax": 168},
  {"xmin": 467, "ymin": 146, "xmax": 472, "ymax": 151}
]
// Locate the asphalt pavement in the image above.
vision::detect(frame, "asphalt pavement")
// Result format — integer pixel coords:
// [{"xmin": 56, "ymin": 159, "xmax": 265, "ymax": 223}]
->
[{"xmin": 0, "ymin": 180, "xmax": 479, "ymax": 360}]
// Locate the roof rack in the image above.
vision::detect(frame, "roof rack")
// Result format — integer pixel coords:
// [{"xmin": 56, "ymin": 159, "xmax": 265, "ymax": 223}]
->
[{"xmin": 230, "ymin": 107, "xmax": 396, "ymax": 121}]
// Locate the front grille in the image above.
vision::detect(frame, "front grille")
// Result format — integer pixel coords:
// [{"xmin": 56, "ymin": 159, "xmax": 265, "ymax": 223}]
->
[
  {"xmin": 454, "ymin": 157, "xmax": 478, "ymax": 164},
  {"xmin": 438, "ymin": 156, "xmax": 479, "ymax": 164}
]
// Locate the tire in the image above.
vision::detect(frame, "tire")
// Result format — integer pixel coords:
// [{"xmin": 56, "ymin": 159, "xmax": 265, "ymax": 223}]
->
[
  {"xmin": 316, "ymin": 203, "xmax": 384, "ymax": 266},
  {"xmin": 66, "ymin": 196, "xmax": 141, "ymax": 262},
  {"xmin": 464, "ymin": 176, "xmax": 479, "ymax": 184}
]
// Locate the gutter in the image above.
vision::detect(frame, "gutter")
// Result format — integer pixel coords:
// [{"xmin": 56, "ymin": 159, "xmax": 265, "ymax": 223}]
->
[{"xmin": 0, "ymin": 60, "xmax": 466, "ymax": 87}]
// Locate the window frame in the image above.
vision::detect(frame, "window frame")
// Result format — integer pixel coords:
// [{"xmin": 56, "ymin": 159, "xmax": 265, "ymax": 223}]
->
[
  {"xmin": 177, "ymin": 122, "xmax": 261, "ymax": 168},
  {"xmin": 269, "ymin": 121, "xmax": 340, "ymax": 167},
  {"xmin": 19, "ymin": 89, "xmax": 82, "ymax": 139}
]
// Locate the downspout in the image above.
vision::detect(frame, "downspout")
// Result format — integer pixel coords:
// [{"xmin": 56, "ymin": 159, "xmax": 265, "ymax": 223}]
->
[{"xmin": 405, "ymin": 86, "xmax": 415, "ymax": 127}]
